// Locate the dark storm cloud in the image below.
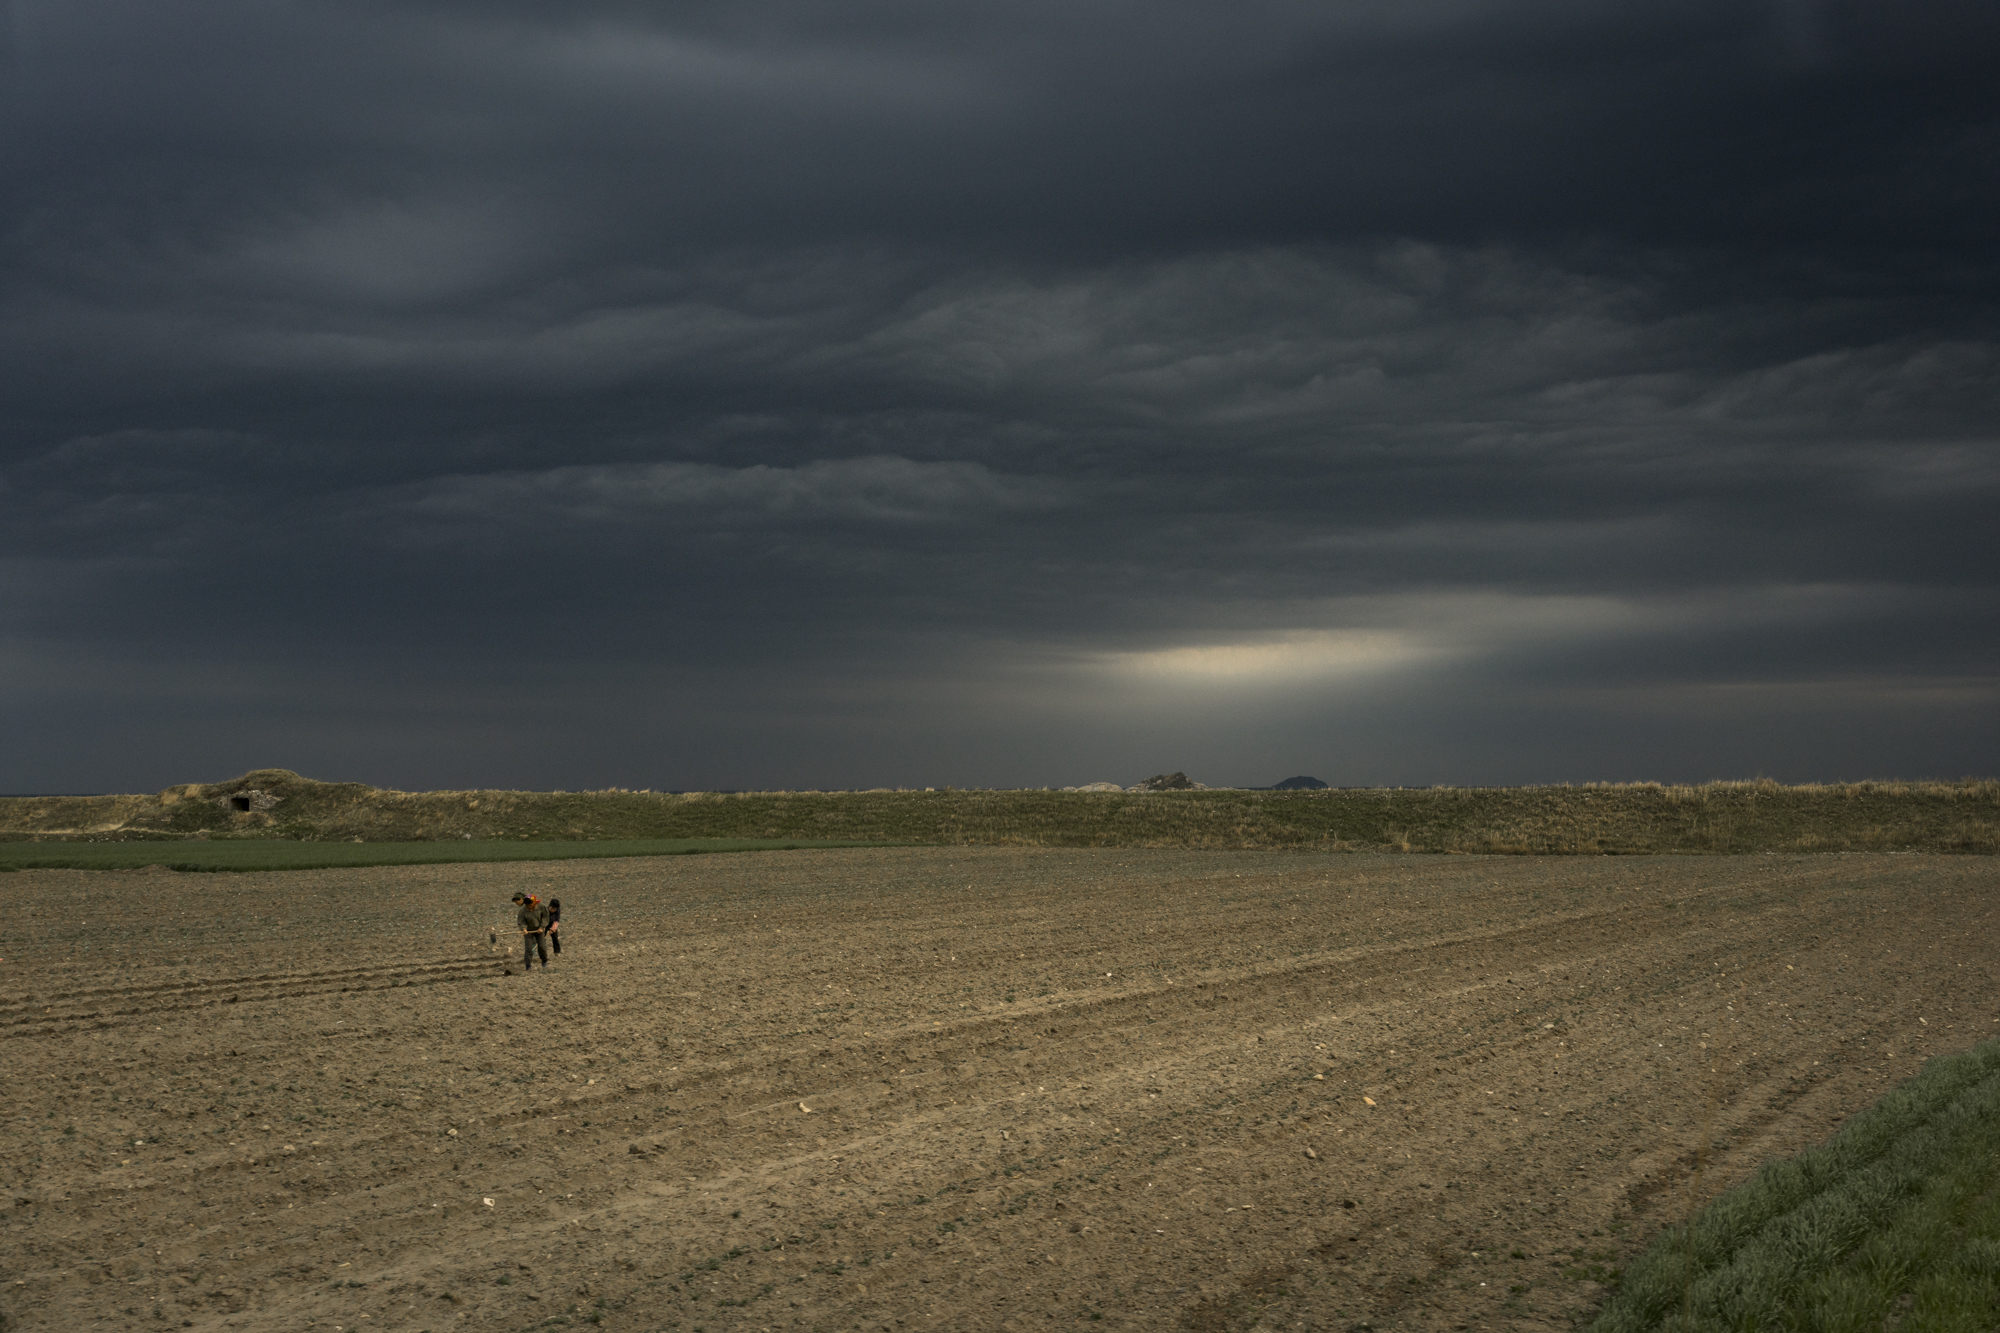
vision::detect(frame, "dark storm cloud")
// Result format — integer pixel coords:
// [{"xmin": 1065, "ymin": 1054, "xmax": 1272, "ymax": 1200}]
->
[
  {"xmin": 14, "ymin": 1, "xmax": 2000, "ymax": 264},
  {"xmin": 3, "ymin": 1, "xmax": 1997, "ymax": 790}
]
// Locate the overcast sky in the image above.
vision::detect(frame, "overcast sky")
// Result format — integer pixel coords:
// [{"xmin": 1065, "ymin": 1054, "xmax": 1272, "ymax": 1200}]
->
[{"xmin": 5, "ymin": 0, "xmax": 1998, "ymax": 793}]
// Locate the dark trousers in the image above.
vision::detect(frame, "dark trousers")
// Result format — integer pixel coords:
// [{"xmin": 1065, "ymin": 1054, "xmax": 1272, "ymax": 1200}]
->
[
  {"xmin": 522, "ymin": 930, "xmax": 548, "ymax": 968},
  {"xmin": 549, "ymin": 923, "xmax": 561, "ymax": 954}
]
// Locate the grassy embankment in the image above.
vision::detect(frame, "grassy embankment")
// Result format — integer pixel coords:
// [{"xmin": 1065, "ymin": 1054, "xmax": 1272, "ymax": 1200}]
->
[
  {"xmin": 0, "ymin": 769, "xmax": 1994, "ymax": 869},
  {"xmin": 1589, "ymin": 1037, "xmax": 2000, "ymax": 1332},
  {"xmin": 0, "ymin": 838, "xmax": 870, "ymax": 873}
]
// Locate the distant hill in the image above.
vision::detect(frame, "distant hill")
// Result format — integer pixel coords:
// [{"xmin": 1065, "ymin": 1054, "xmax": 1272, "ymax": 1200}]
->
[{"xmin": 2, "ymin": 769, "xmax": 1997, "ymax": 857}]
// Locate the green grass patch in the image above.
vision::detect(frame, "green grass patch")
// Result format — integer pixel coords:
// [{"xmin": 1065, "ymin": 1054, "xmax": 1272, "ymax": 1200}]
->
[
  {"xmin": 0, "ymin": 837, "xmax": 884, "ymax": 873},
  {"xmin": 1588, "ymin": 1037, "xmax": 2000, "ymax": 1331}
]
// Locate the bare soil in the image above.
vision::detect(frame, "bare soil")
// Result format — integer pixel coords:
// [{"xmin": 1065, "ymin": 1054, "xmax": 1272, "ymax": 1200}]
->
[{"xmin": 2, "ymin": 850, "xmax": 1995, "ymax": 1333}]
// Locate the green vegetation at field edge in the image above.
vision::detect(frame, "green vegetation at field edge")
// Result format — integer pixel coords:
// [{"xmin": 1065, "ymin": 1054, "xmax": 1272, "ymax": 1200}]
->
[
  {"xmin": 1588, "ymin": 1037, "xmax": 2000, "ymax": 1332},
  {"xmin": 1, "ymin": 769, "xmax": 1995, "ymax": 854},
  {"xmin": 0, "ymin": 837, "xmax": 884, "ymax": 873}
]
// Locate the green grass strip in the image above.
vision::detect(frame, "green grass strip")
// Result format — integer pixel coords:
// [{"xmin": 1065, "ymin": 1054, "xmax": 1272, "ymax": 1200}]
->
[
  {"xmin": 0, "ymin": 837, "xmax": 889, "ymax": 873},
  {"xmin": 1589, "ymin": 1037, "xmax": 2000, "ymax": 1332},
  {"xmin": 1900, "ymin": 1195, "xmax": 2000, "ymax": 1333}
]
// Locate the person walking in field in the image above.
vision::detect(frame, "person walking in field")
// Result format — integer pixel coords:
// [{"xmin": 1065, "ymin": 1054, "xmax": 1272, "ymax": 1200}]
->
[
  {"xmin": 546, "ymin": 895, "xmax": 562, "ymax": 955},
  {"xmin": 512, "ymin": 891, "xmax": 551, "ymax": 970}
]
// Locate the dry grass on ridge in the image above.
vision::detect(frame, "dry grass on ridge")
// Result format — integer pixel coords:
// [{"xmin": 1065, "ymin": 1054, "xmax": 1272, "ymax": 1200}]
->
[{"xmin": 2, "ymin": 771, "xmax": 1996, "ymax": 855}]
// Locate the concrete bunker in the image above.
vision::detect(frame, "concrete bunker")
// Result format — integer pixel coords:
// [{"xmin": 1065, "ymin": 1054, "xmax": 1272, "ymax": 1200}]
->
[{"xmin": 215, "ymin": 788, "xmax": 283, "ymax": 815}]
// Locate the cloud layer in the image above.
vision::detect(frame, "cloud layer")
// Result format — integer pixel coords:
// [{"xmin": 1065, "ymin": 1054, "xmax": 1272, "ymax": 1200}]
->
[{"xmin": 4, "ymin": 1, "xmax": 1997, "ymax": 790}]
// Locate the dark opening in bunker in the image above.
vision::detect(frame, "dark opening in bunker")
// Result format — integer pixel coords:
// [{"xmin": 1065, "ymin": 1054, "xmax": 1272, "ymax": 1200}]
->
[{"xmin": 230, "ymin": 796, "xmax": 251, "ymax": 812}]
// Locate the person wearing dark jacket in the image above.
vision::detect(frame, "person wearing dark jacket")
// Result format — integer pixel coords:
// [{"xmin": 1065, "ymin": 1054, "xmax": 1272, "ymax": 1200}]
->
[
  {"xmin": 546, "ymin": 896, "xmax": 562, "ymax": 954},
  {"xmin": 511, "ymin": 892, "xmax": 551, "ymax": 970}
]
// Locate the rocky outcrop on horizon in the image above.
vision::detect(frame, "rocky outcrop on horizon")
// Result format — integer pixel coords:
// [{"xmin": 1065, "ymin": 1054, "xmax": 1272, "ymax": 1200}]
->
[{"xmin": 1061, "ymin": 772, "xmax": 1213, "ymax": 792}]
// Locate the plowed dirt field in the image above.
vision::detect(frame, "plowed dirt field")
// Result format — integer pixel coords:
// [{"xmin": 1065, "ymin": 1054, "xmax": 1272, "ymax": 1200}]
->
[{"xmin": 3, "ymin": 850, "xmax": 1995, "ymax": 1333}]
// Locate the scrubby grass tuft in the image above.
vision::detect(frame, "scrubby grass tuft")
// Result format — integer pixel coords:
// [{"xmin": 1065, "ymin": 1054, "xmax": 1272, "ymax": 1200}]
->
[{"xmin": 1588, "ymin": 1038, "xmax": 2000, "ymax": 1331}]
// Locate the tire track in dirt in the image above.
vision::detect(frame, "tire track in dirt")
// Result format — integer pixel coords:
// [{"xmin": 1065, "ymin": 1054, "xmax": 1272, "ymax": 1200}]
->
[
  {"xmin": 0, "ymin": 960, "xmax": 503, "ymax": 1040},
  {"xmin": 7, "ymin": 956, "xmax": 500, "ymax": 1006}
]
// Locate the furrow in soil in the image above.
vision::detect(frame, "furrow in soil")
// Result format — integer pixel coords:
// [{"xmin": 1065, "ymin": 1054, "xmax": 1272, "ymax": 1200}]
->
[{"xmin": 2, "ymin": 849, "xmax": 1993, "ymax": 1332}]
